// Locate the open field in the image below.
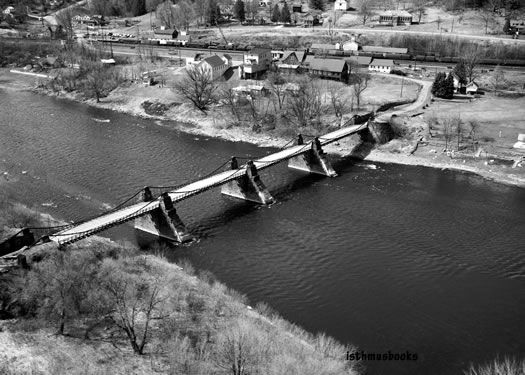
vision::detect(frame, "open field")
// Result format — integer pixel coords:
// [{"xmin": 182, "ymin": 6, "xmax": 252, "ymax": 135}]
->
[
  {"xmin": 428, "ymin": 94, "xmax": 525, "ymax": 152},
  {"xmin": 337, "ymin": 7, "xmax": 509, "ymax": 37}
]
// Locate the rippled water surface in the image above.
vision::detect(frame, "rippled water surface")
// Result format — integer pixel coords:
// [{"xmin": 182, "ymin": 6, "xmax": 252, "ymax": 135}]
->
[{"xmin": 1, "ymin": 83, "xmax": 524, "ymax": 375}]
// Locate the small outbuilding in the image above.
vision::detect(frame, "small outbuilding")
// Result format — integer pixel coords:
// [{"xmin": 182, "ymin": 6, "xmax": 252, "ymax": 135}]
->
[
  {"xmin": 154, "ymin": 28, "xmax": 178, "ymax": 39},
  {"xmin": 465, "ymin": 81, "xmax": 478, "ymax": 95}
]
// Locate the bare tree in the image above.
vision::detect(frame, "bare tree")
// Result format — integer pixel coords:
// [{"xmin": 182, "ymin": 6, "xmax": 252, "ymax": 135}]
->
[
  {"xmin": 478, "ymin": 6, "xmax": 496, "ymax": 34},
  {"xmin": 90, "ymin": 0, "xmax": 110, "ymax": 17},
  {"xmin": 461, "ymin": 47, "xmax": 481, "ymax": 83},
  {"xmin": 221, "ymin": 85, "xmax": 241, "ymax": 121},
  {"xmin": 356, "ymin": 0, "xmax": 374, "ymax": 25},
  {"xmin": 174, "ymin": 68, "xmax": 218, "ymax": 114},
  {"xmin": 20, "ymin": 250, "xmax": 99, "ymax": 335},
  {"xmin": 413, "ymin": 0, "xmax": 426, "ymax": 23},
  {"xmin": 490, "ymin": 65, "xmax": 506, "ymax": 93},
  {"xmin": 99, "ymin": 258, "xmax": 168, "ymax": 355},
  {"xmin": 245, "ymin": 0, "xmax": 258, "ymax": 22},
  {"xmin": 82, "ymin": 62, "xmax": 122, "ymax": 103},
  {"xmin": 156, "ymin": 0, "xmax": 177, "ymax": 28},
  {"xmin": 346, "ymin": 59, "xmax": 358, "ymax": 76},
  {"xmin": 267, "ymin": 70, "xmax": 288, "ymax": 111},
  {"xmin": 215, "ymin": 320, "xmax": 271, "ymax": 375},
  {"xmin": 177, "ymin": 0, "xmax": 195, "ymax": 30},
  {"xmin": 454, "ymin": 116, "xmax": 464, "ymax": 151},
  {"xmin": 327, "ymin": 82, "xmax": 349, "ymax": 120},
  {"xmin": 436, "ymin": 16, "xmax": 442, "ymax": 30},
  {"xmin": 56, "ymin": 7, "xmax": 74, "ymax": 40},
  {"xmin": 442, "ymin": 116, "xmax": 456, "ymax": 151},
  {"xmin": 352, "ymin": 72, "xmax": 370, "ymax": 110},
  {"xmin": 287, "ymin": 77, "xmax": 323, "ymax": 128}
]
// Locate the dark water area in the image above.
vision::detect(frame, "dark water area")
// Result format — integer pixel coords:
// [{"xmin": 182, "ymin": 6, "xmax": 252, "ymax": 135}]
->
[{"xmin": 1, "ymin": 84, "xmax": 524, "ymax": 375}]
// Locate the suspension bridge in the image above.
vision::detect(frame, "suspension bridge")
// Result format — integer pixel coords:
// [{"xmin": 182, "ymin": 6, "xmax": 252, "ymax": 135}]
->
[{"xmin": 1, "ymin": 122, "xmax": 370, "ymax": 255}]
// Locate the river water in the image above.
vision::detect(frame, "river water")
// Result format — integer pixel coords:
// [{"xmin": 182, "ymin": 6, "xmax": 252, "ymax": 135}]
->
[{"xmin": 1, "ymin": 81, "xmax": 524, "ymax": 375}]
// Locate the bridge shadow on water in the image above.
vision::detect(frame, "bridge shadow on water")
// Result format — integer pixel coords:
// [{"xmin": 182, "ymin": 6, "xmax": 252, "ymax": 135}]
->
[{"xmin": 139, "ymin": 141, "xmax": 375, "ymax": 252}]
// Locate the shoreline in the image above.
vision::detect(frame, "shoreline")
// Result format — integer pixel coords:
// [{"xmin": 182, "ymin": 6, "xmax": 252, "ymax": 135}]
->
[{"xmin": 2, "ymin": 69, "xmax": 523, "ymax": 188}]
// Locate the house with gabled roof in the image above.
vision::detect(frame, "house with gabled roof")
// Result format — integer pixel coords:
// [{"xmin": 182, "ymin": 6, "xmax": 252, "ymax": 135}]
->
[
  {"xmin": 155, "ymin": 28, "xmax": 178, "ymax": 39},
  {"xmin": 465, "ymin": 81, "xmax": 478, "ymax": 95},
  {"xmin": 308, "ymin": 58, "xmax": 348, "ymax": 81},
  {"xmin": 451, "ymin": 72, "xmax": 467, "ymax": 94},
  {"xmin": 277, "ymin": 50, "xmax": 306, "ymax": 73},
  {"xmin": 334, "ymin": 0, "xmax": 351, "ymax": 11},
  {"xmin": 187, "ymin": 54, "xmax": 228, "ymax": 81},
  {"xmin": 368, "ymin": 58, "xmax": 394, "ymax": 73},
  {"xmin": 199, "ymin": 55, "xmax": 228, "ymax": 80}
]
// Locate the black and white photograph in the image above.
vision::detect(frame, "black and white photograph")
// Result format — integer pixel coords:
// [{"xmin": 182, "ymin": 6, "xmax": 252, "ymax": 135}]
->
[{"xmin": 1, "ymin": 0, "xmax": 524, "ymax": 373}]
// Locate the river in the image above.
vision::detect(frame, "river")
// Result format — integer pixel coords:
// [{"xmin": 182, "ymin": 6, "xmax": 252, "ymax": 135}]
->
[{"xmin": 1, "ymin": 82, "xmax": 524, "ymax": 375}]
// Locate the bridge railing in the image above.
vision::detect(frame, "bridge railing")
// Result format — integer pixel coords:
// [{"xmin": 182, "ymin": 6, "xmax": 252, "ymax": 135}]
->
[{"xmin": 43, "ymin": 125, "xmax": 369, "ymax": 246}]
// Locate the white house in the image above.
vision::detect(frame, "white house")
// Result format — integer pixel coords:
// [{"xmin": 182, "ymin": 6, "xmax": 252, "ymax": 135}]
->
[
  {"xmin": 241, "ymin": 47, "xmax": 272, "ymax": 79},
  {"xmin": 513, "ymin": 134, "xmax": 525, "ymax": 150},
  {"xmin": 3, "ymin": 6, "xmax": 15, "ymax": 15},
  {"xmin": 452, "ymin": 73, "xmax": 467, "ymax": 94},
  {"xmin": 465, "ymin": 81, "xmax": 478, "ymax": 95},
  {"xmin": 191, "ymin": 55, "xmax": 228, "ymax": 81},
  {"xmin": 342, "ymin": 37, "xmax": 359, "ymax": 52},
  {"xmin": 368, "ymin": 59, "xmax": 394, "ymax": 74},
  {"xmin": 334, "ymin": 0, "xmax": 349, "ymax": 11},
  {"xmin": 222, "ymin": 54, "xmax": 233, "ymax": 67}
]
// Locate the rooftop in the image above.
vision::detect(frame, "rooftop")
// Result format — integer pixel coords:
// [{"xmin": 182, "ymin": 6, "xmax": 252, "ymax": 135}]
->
[
  {"xmin": 379, "ymin": 10, "xmax": 412, "ymax": 17},
  {"xmin": 309, "ymin": 58, "xmax": 346, "ymax": 72},
  {"xmin": 361, "ymin": 45, "xmax": 408, "ymax": 54},
  {"xmin": 281, "ymin": 50, "xmax": 306, "ymax": 63},
  {"xmin": 346, "ymin": 56, "xmax": 372, "ymax": 65},
  {"xmin": 249, "ymin": 47, "xmax": 271, "ymax": 55},
  {"xmin": 203, "ymin": 55, "xmax": 225, "ymax": 68},
  {"xmin": 370, "ymin": 58, "xmax": 394, "ymax": 67}
]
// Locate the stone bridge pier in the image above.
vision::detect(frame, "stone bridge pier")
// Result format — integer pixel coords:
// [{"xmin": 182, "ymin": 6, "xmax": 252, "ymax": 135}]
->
[
  {"xmin": 221, "ymin": 159, "xmax": 274, "ymax": 204},
  {"xmin": 288, "ymin": 135, "xmax": 337, "ymax": 177},
  {"xmin": 134, "ymin": 187, "xmax": 193, "ymax": 243}
]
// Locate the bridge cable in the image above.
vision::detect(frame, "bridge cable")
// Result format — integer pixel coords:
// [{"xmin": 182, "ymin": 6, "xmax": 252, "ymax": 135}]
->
[{"xmin": 33, "ymin": 140, "xmax": 319, "ymax": 244}]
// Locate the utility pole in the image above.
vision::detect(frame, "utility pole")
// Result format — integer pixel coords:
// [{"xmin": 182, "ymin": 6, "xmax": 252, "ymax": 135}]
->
[{"xmin": 400, "ymin": 77, "xmax": 404, "ymax": 97}]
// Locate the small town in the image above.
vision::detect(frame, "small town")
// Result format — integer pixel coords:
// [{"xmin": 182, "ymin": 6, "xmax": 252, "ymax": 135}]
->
[{"xmin": 0, "ymin": 0, "xmax": 524, "ymax": 374}]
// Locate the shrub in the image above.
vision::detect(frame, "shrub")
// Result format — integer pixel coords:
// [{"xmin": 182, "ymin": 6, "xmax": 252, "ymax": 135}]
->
[{"xmin": 464, "ymin": 356, "xmax": 525, "ymax": 375}]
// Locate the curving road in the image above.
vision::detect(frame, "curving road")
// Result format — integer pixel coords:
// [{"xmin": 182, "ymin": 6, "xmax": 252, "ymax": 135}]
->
[{"xmin": 374, "ymin": 74, "xmax": 433, "ymax": 123}]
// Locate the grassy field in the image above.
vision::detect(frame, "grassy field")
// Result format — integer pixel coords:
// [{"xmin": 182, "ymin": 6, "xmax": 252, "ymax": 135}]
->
[{"xmin": 428, "ymin": 94, "xmax": 525, "ymax": 152}]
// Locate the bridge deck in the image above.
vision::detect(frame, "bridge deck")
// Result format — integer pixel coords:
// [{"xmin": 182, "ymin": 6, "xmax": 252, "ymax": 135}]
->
[{"xmin": 49, "ymin": 123, "xmax": 366, "ymax": 245}]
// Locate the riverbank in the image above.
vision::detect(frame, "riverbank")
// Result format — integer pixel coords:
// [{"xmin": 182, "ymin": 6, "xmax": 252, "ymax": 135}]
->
[
  {"xmin": 2, "ymin": 68, "xmax": 523, "ymax": 188},
  {"xmin": 0, "ymin": 242, "xmax": 359, "ymax": 375},
  {"xmin": 0, "ymin": 198, "xmax": 359, "ymax": 374}
]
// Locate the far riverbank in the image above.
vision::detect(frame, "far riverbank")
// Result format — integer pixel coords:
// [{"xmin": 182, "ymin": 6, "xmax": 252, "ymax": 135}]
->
[{"xmin": 1, "ymin": 68, "xmax": 523, "ymax": 188}]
